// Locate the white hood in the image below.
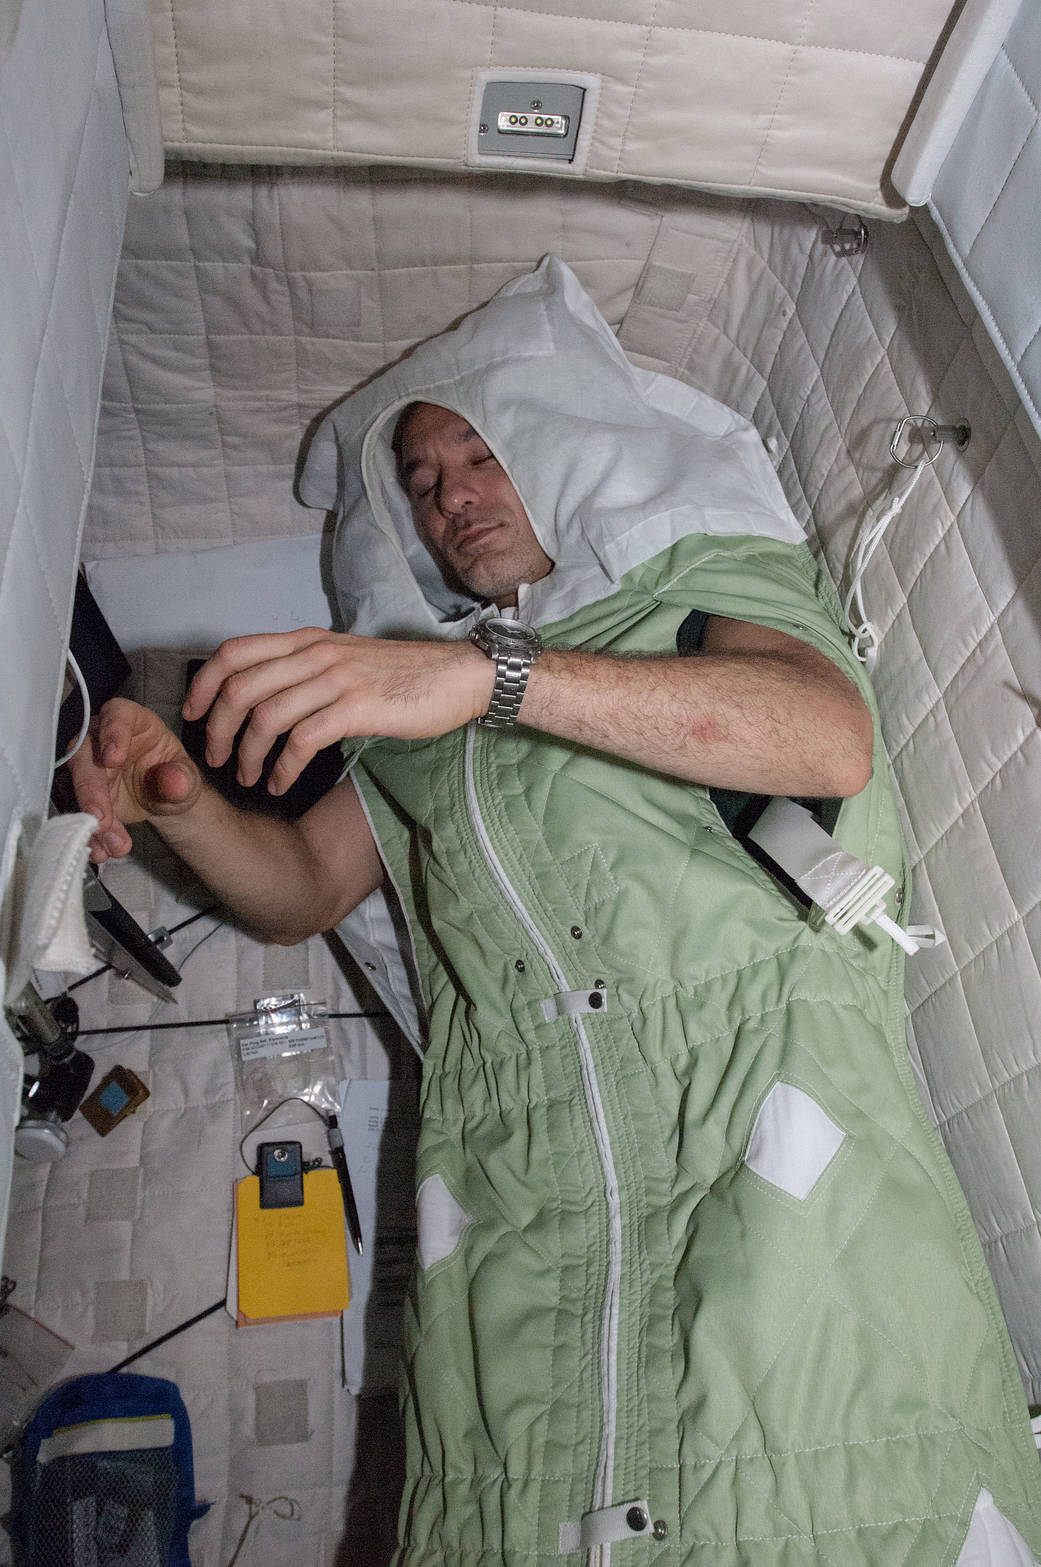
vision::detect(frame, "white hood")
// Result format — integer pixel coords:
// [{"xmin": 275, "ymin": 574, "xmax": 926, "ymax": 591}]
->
[{"xmin": 299, "ymin": 257, "xmax": 805, "ymax": 638}]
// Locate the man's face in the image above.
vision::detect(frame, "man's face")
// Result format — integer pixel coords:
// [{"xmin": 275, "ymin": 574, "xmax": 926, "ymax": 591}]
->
[{"xmin": 396, "ymin": 403, "xmax": 553, "ymax": 608}]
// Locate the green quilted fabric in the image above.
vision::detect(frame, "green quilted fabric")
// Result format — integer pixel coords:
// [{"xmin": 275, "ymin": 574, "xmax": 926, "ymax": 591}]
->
[{"xmin": 353, "ymin": 534, "xmax": 1041, "ymax": 1565}]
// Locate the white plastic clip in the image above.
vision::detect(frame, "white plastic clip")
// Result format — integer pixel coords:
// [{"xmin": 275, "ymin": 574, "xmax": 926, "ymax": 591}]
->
[
  {"xmin": 748, "ymin": 799, "xmax": 918, "ymax": 956},
  {"xmin": 906, "ymin": 925, "xmax": 947, "ymax": 949},
  {"xmin": 822, "ymin": 865, "xmax": 920, "ymax": 954}
]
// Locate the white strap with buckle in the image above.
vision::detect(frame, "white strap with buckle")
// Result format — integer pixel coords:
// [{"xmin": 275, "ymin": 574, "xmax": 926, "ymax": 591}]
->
[{"xmin": 748, "ymin": 798, "xmax": 922, "ymax": 955}]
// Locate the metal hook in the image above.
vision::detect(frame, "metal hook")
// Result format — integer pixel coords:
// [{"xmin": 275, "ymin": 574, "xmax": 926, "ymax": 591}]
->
[{"xmin": 890, "ymin": 415, "xmax": 971, "ymax": 469}]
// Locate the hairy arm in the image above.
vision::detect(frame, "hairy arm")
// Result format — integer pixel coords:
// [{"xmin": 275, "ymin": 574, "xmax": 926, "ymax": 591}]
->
[
  {"xmin": 72, "ymin": 700, "xmax": 382, "ymax": 944},
  {"xmin": 521, "ymin": 617, "xmax": 874, "ymax": 797},
  {"xmin": 184, "ymin": 616, "xmax": 873, "ymax": 801}
]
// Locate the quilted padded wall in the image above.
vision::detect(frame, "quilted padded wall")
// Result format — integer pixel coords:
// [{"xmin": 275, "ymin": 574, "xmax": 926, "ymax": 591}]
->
[
  {"xmin": 146, "ymin": 0, "xmax": 962, "ymax": 217},
  {"xmin": 927, "ymin": 0, "xmax": 1041, "ymax": 444},
  {"xmin": 80, "ymin": 168, "xmax": 1041, "ymax": 1410},
  {"xmin": 0, "ymin": 0, "xmax": 130, "ymax": 1236}
]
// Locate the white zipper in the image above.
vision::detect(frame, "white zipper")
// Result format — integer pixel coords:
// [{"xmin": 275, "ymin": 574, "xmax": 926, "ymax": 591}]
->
[{"xmin": 464, "ymin": 726, "xmax": 623, "ymax": 1551}]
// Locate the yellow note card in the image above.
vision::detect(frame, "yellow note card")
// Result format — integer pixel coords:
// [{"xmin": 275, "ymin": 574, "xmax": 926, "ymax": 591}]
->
[{"xmin": 236, "ymin": 1169, "xmax": 350, "ymax": 1324}]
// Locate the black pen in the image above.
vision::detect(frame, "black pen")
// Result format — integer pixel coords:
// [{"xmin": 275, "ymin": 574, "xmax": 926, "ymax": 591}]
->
[{"xmin": 326, "ymin": 1114, "xmax": 364, "ymax": 1255}]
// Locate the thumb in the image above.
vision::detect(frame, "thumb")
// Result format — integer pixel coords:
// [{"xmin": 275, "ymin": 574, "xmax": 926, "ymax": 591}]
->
[{"xmin": 142, "ymin": 759, "xmax": 200, "ymax": 812}]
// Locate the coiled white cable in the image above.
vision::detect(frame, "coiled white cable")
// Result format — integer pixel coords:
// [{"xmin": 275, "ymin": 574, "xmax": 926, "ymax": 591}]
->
[
  {"xmin": 53, "ymin": 647, "xmax": 91, "ymax": 770},
  {"xmin": 843, "ymin": 458, "xmax": 928, "ymax": 671}
]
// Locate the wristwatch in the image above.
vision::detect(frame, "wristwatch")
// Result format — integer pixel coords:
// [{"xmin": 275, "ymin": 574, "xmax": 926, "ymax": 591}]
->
[{"xmin": 468, "ymin": 617, "xmax": 543, "ymax": 728}]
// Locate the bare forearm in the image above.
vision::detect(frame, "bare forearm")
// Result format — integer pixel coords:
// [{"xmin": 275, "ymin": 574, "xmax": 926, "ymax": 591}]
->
[
  {"xmin": 520, "ymin": 645, "xmax": 874, "ymax": 797},
  {"xmin": 151, "ymin": 783, "xmax": 378, "ymax": 944}
]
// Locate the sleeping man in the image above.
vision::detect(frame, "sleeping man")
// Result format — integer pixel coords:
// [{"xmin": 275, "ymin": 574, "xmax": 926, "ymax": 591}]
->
[{"xmin": 73, "ymin": 260, "xmax": 1041, "ymax": 1566}]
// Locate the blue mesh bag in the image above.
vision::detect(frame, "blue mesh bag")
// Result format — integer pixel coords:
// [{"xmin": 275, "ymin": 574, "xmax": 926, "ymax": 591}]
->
[{"xmin": 10, "ymin": 1373, "xmax": 208, "ymax": 1567}]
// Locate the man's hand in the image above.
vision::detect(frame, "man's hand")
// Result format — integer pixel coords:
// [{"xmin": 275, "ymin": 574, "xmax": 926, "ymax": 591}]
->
[
  {"xmin": 183, "ymin": 628, "xmax": 495, "ymax": 794},
  {"xmin": 69, "ymin": 699, "xmax": 203, "ymax": 864}
]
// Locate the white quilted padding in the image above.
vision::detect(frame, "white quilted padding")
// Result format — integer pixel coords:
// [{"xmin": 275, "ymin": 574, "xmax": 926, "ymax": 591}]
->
[
  {"xmin": 923, "ymin": 1, "xmax": 1041, "ymax": 445},
  {"xmin": 0, "ymin": 0, "xmax": 131, "ymax": 1256},
  {"xmin": 145, "ymin": 0, "xmax": 961, "ymax": 217}
]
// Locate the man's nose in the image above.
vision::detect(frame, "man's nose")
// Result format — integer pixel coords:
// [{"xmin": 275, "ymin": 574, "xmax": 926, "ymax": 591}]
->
[{"xmin": 437, "ymin": 471, "xmax": 480, "ymax": 517}]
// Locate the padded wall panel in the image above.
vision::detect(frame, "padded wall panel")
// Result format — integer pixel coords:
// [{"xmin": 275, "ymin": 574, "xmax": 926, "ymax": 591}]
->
[
  {"xmin": 924, "ymin": 1, "xmax": 1041, "ymax": 445},
  {"xmin": 145, "ymin": 0, "xmax": 962, "ymax": 217},
  {"xmin": 0, "ymin": 0, "xmax": 130, "ymax": 1250}
]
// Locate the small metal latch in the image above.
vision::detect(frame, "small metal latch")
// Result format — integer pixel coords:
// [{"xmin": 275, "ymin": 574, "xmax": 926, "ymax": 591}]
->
[
  {"xmin": 819, "ymin": 214, "xmax": 868, "ymax": 257},
  {"xmin": 890, "ymin": 414, "xmax": 971, "ymax": 468}
]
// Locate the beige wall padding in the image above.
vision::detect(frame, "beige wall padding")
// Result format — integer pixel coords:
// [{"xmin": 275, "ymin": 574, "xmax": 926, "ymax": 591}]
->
[{"xmin": 148, "ymin": 0, "xmax": 961, "ymax": 216}]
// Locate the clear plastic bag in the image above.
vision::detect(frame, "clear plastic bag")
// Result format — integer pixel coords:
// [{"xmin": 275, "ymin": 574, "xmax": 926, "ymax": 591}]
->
[{"xmin": 227, "ymin": 992, "xmax": 338, "ymax": 1134}]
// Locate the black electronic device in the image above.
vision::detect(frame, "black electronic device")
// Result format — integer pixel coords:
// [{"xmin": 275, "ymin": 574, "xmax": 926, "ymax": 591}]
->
[
  {"xmin": 181, "ymin": 660, "xmax": 345, "ymax": 820},
  {"xmin": 54, "ymin": 573, "xmax": 132, "ymax": 760},
  {"xmin": 82, "ymin": 869, "xmax": 182, "ymax": 1000},
  {"xmin": 257, "ymin": 1141, "xmax": 305, "ymax": 1209}
]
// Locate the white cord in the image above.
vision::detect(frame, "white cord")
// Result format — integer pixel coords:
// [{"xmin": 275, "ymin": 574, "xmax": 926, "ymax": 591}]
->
[
  {"xmin": 843, "ymin": 459, "xmax": 928, "ymax": 671},
  {"xmin": 54, "ymin": 648, "xmax": 91, "ymax": 770}
]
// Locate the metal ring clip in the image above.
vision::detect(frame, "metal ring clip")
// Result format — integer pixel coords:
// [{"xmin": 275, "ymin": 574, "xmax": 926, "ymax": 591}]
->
[{"xmin": 890, "ymin": 415, "xmax": 971, "ymax": 469}]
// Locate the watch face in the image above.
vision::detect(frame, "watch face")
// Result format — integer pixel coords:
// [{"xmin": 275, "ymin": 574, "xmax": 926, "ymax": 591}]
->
[
  {"xmin": 474, "ymin": 617, "xmax": 541, "ymax": 654},
  {"xmin": 487, "ymin": 620, "xmax": 533, "ymax": 646}
]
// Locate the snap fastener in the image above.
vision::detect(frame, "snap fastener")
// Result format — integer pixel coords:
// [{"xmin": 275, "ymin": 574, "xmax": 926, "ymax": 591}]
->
[
  {"xmin": 515, "ymin": 959, "xmax": 526, "ymax": 972},
  {"xmin": 626, "ymin": 1507, "xmax": 648, "ymax": 1533},
  {"xmin": 364, "ymin": 961, "xmax": 376, "ymax": 971},
  {"xmin": 588, "ymin": 991, "xmax": 604, "ymax": 1009},
  {"xmin": 652, "ymin": 1519, "xmax": 668, "ymax": 1540},
  {"xmin": 570, "ymin": 925, "xmax": 583, "ymax": 939}
]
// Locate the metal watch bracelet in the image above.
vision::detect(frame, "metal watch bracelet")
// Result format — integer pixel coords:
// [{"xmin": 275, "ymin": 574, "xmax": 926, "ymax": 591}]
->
[{"xmin": 481, "ymin": 649, "xmax": 536, "ymax": 727}]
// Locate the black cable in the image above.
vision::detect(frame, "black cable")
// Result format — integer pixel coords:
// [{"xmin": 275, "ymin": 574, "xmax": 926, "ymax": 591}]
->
[
  {"xmin": 106, "ymin": 1298, "xmax": 225, "ymax": 1374},
  {"xmin": 77, "ymin": 1010, "xmax": 388, "ymax": 1037},
  {"xmin": 237, "ymin": 1095, "xmax": 329, "ymax": 1174}
]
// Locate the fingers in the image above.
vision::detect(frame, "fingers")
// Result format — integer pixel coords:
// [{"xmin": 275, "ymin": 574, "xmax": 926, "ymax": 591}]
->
[
  {"xmin": 186, "ymin": 635, "xmax": 350, "ymax": 781},
  {"xmin": 65, "ymin": 716, "xmax": 126, "ymax": 862},
  {"xmin": 233, "ymin": 670, "xmax": 346, "ymax": 787},
  {"xmin": 183, "ymin": 629, "xmax": 332, "ymax": 732},
  {"xmin": 266, "ymin": 706, "xmax": 349, "ymax": 795},
  {"xmin": 68, "ymin": 700, "xmax": 200, "ymax": 861}
]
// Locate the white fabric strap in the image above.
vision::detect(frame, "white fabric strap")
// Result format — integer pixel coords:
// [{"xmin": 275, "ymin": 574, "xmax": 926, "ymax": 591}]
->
[
  {"xmin": 843, "ymin": 457, "xmax": 928, "ymax": 670},
  {"xmin": 748, "ymin": 799, "xmax": 919, "ymax": 955},
  {"xmin": 40, "ymin": 1415, "xmax": 175, "ymax": 1463},
  {"xmin": 559, "ymin": 1499, "xmax": 653, "ymax": 1553},
  {"xmin": 540, "ymin": 987, "xmax": 608, "ymax": 1023}
]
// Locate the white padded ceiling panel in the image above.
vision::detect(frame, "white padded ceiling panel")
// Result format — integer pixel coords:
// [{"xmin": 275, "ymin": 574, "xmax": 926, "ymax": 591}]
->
[{"xmin": 146, "ymin": 0, "xmax": 961, "ymax": 217}]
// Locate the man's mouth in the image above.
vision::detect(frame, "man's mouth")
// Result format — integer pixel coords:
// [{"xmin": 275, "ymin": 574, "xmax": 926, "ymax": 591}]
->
[{"xmin": 452, "ymin": 522, "xmax": 500, "ymax": 558}]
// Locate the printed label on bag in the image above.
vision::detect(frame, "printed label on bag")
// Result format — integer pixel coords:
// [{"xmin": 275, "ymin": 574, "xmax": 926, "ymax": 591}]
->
[{"xmin": 238, "ymin": 1027, "xmax": 329, "ymax": 1062}]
